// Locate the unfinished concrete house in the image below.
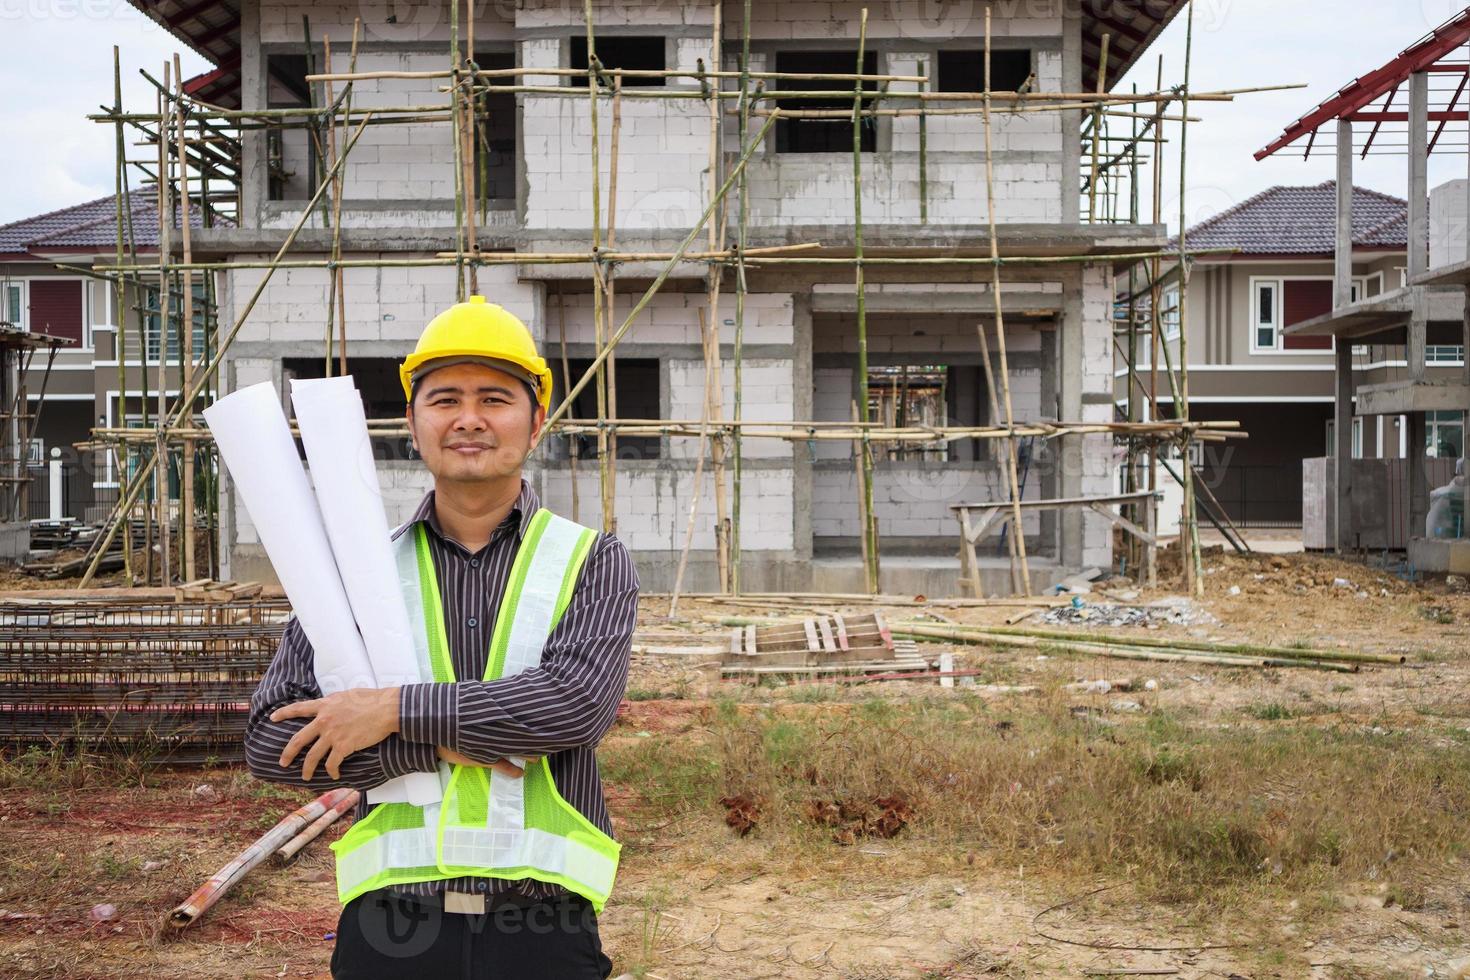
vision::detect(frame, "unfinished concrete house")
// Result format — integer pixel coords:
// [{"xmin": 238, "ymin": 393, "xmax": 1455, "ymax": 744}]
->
[
  {"xmin": 95, "ymin": 0, "xmax": 1218, "ymax": 596},
  {"xmin": 1256, "ymin": 8, "xmax": 1470, "ymax": 569}
]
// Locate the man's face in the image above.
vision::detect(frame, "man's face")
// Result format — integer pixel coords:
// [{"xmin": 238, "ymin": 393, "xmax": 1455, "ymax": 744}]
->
[{"xmin": 406, "ymin": 362, "xmax": 544, "ymax": 486}]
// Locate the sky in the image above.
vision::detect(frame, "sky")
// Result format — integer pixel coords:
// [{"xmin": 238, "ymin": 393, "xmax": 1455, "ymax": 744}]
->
[{"xmin": 1, "ymin": 0, "xmax": 1468, "ymax": 229}]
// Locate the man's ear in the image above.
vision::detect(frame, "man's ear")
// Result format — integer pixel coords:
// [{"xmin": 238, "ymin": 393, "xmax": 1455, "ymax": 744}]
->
[
  {"xmin": 405, "ymin": 404, "xmax": 419, "ymax": 455},
  {"xmin": 529, "ymin": 404, "xmax": 547, "ymax": 446}
]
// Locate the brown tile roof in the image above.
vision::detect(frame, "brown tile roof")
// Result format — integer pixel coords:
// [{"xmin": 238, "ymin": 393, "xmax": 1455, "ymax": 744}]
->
[{"xmin": 1175, "ymin": 181, "xmax": 1407, "ymax": 255}]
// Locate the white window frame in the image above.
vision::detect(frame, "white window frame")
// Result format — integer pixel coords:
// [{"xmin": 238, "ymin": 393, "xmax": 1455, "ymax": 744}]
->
[
  {"xmin": 1249, "ymin": 275, "xmax": 1337, "ymax": 356},
  {"xmin": 1161, "ymin": 284, "xmax": 1182, "ymax": 341},
  {"xmin": 1426, "ymin": 344, "xmax": 1466, "ymax": 365},
  {"xmin": 1396, "ymin": 266, "xmax": 1409, "ymax": 288},
  {"xmin": 26, "ymin": 438, "xmax": 44, "ymax": 467},
  {"xmin": 1351, "ymin": 417, "xmax": 1363, "ymax": 459},
  {"xmin": 2, "ymin": 279, "xmax": 26, "ymax": 332}
]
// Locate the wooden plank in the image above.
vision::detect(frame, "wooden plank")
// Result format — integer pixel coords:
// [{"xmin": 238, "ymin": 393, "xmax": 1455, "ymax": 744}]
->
[
  {"xmin": 948, "ymin": 491, "xmax": 1156, "ymax": 512},
  {"xmin": 815, "ymin": 616, "xmax": 836, "ymax": 652},
  {"xmin": 1087, "ymin": 501, "xmax": 1156, "ymax": 545},
  {"xmin": 833, "ymin": 613, "xmax": 850, "ymax": 650},
  {"xmin": 802, "ymin": 618, "xmax": 819, "ymax": 652}
]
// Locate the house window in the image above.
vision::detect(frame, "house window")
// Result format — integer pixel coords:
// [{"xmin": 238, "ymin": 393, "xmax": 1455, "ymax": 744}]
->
[
  {"xmin": 89, "ymin": 278, "xmax": 114, "ymax": 335},
  {"xmin": 1162, "ymin": 285, "xmax": 1181, "ymax": 341},
  {"xmin": 775, "ymin": 51, "xmax": 879, "ymax": 154},
  {"xmin": 26, "ymin": 438, "xmax": 44, "ymax": 467},
  {"xmin": 551, "ymin": 358, "xmax": 661, "ymax": 460},
  {"xmin": 2, "ymin": 281, "xmax": 23, "ymax": 331},
  {"xmin": 472, "ymin": 50, "xmax": 517, "ymax": 203},
  {"xmin": 935, "ymin": 49, "xmax": 1033, "ymax": 93},
  {"xmin": 143, "ymin": 281, "xmax": 208, "ymax": 362},
  {"xmin": 1427, "ymin": 345, "xmax": 1465, "ymax": 364},
  {"xmin": 1351, "ymin": 417, "xmax": 1363, "ymax": 459},
  {"xmin": 1252, "ymin": 278, "xmax": 1333, "ymax": 352},
  {"xmin": 569, "ymin": 36, "xmax": 666, "ymax": 86},
  {"xmin": 1427, "ymin": 411, "xmax": 1465, "ymax": 459},
  {"xmin": 1253, "ymin": 279, "xmax": 1279, "ymax": 350}
]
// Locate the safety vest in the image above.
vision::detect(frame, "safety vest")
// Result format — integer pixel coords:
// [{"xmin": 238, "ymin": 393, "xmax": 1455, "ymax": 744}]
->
[{"xmin": 330, "ymin": 508, "xmax": 622, "ymax": 912}]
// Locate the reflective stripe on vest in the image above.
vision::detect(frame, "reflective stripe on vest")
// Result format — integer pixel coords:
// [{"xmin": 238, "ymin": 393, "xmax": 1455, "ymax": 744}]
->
[{"xmin": 331, "ymin": 508, "xmax": 620, "ymax": 911}]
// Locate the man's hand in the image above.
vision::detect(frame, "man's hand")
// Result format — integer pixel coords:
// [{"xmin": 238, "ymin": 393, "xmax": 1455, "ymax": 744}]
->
[
  {"xmin": 437, "ymin": 745, "xmax": 540, "ymax": 779},
  {"xmin": 271, "ymin": 687, "xmax": 401, "ymax": 781}
]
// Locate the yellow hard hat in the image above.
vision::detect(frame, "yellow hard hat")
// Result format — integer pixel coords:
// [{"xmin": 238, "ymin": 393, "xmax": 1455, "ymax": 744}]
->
[{"xmin": 399, "ymin": 296, "xmax": 553, "ymax": 411}]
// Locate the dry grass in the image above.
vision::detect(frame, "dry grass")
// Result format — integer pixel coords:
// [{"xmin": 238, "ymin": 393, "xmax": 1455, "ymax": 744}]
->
[{"xmin": 602, "ymin": 692, "xmax": 1470, "ymax": 909}]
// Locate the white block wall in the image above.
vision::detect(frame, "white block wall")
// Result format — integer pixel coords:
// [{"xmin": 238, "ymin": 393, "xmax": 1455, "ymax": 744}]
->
[
  {"xmin": 536, "ymin": 466, "xmax": 794, "ymax": 552},
  {"xmin": 225, "ymin": 258, "xmax": 539, "ymax": 347},
  {"xmin": 254, "ymin": 0, "xmax": 1069, "ymax": 227},
  {"xmin": 811, "ymin": 464, "xmax": 1043, "ymax": 539}
]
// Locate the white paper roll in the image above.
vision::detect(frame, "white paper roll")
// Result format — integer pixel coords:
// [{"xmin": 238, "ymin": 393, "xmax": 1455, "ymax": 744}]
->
[
  {"xmin": 205, "ymin": 383, "xmax": 439, "ymax": 805},
  {"xmin": 204, "ymin": 382, "xmax": 375, "ymax": 695},
  {"xmin": 291, "ymin": 376, "xmax": 442, "ymax": 806}
]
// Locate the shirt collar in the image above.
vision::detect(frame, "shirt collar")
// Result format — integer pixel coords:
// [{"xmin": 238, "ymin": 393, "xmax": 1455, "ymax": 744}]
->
[{"xmin": 391, "ymin": 479, "xmax": 541, "ymax": 545}]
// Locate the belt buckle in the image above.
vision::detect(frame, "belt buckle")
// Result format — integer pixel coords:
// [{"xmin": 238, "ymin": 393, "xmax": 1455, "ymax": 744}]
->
[{"xmin": 445, "ymin": 890, "xmax": 486, "ymax": 915}]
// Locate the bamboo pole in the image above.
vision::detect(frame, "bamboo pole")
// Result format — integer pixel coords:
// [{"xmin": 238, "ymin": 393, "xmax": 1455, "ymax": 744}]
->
[
  {"xmin": 730, "ymin": 0, "xmax": 754, "ymax": 596},
  {"xmin": 584, "ymin": 0, "xmax": 612, "ymax": 534},
  {"xmin": 1178, "ymin": 0, "xmax": 1204, "ymax": 598},
  {"xmin": 1087, "ymin": 33, "xmax": 1110, "ymax": 223},
  {"xmin": 705, "ymin": 0, "xmax": 731, "ymax": 592},
  {"xmin": 976, "ymin": 323, "xmax": 1020, "ymax": 593},
  {"xmin": 981, "ymin": 10, "xmax": 1031, "ymax": 597},
  {"xmin": 555, "ymin": 283, "xmax": 580, "ymax": 523},
  {"xmin": 173, "ymin": 56, "xmax": 197, "ymax": 583},
  {"xmin": 918, "ymin": 58, "xmax": 928, "ymax": 224},
  {"xmin": 890, "ymin": 624, "xmax": 1359, "ymax": 673},
  {"xmin": 78, "ymin": 112, "xmax": 376, "ymax": 588},
  {"xmin": 111, "ymin": 46, "xmax": 133, "ymax": 585},
  {"xmin": 669, "ymin": 306, "xmax": 718, "ymax": 618},
  {"xmin": 94, "ymin": 244, "xmax": 1241, "ymax": 275},
  {"xmin": 273, "ymin": 789, "xmax": 359, "ymax": 864},
  {"xmin": 605, "ymin": 76, "xmax": 623, "ymax": 528},
  {"xmin": 155, "ymin": 62, "xmax": 172, "ymax": 587},
  {"xmin": 851, "ymin": 9, "xmax": 879, "ymax": 595},
  {"xmin": 168, "ymin": 788, "xmax": 355, "ymax": 928}
]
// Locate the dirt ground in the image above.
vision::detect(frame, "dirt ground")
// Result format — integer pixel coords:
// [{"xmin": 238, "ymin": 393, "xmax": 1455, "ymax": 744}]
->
[{"xmin": 2, "ymin": 547, "xmax": 1469, "ymax": 979}]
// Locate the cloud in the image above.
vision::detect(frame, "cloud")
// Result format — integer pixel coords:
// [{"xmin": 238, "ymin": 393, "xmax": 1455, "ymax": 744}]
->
[{"xmin": 0, "ymin": 1, "xmax": 209, "ymax": 224}]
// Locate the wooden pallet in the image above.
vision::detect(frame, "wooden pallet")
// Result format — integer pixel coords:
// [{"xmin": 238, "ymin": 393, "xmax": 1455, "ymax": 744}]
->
[{"xmin": 720, "ymin": 611, "xmax": 910, "ymax": 673}]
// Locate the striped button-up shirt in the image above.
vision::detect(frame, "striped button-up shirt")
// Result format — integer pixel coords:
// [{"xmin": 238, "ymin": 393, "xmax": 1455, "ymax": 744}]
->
[{"xmin": 244, "ymin": 480, "xmax": 639, "ymax": 901}]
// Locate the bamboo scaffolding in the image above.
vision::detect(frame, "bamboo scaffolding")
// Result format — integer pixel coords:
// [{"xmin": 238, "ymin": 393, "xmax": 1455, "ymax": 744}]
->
[
  {"xmin": 173, "ymin": 56, "xmax": 196, "ymax": 583},
  {"xmin": 80, "ymin": 7, "xmax": 1257, "ymax": 602}
]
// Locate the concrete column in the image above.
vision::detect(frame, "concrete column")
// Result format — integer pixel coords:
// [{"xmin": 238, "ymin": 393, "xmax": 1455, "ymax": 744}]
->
[
  {"xmin": 1409, "ymin": 411, "xmax": 1429, "ymax": 537},
  {"xmin": 791, "ymin": 293, "xmax": 814, "ymax": 562},
  {"xmin": 1335, "ymin": 121, "xmax": 1354, "ymax": 308},
  {"xmin": 238, "ymin": 0, "xmax": 267, "ymax": 229},
  {"xmin": 1409, "ymin": 71, "xmax": 1430, "ymax": 281},
  {"xmin": 1334, "ymin": 342, "xmax": 1354, "ymax": 552},
  {"xmin": 1057, "ymin": 271, "xmax": 1083, "ymax": 566}
]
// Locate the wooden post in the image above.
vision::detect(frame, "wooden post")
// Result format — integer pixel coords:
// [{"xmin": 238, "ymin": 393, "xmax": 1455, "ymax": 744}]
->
[
  {"xmin": 1086, "ymin": 33, "xmax": 1110, "ymax": 223},
  {"xmin": 156, "ymin": 63, "xmax": 172, "ymax": 586},
  {"xmin": 555, "ymin": 285, "xmax": 580, "ymax": 524},
  {"xmin": 704, "ymin": 0, "xmax": 731, "ymax": 591},
  {"xmin": 112, "ymin": 46, "xmax": 134, "ymax": 585}
]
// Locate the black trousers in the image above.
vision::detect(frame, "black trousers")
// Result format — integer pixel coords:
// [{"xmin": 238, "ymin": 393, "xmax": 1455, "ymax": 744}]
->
[{"xmin": 331, "ymin": 888, "xmax": 614, "ymax": 979}]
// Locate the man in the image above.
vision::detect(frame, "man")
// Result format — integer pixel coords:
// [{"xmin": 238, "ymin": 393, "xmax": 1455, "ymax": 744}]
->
[{"xmin": 245, "ymin": 296, "xmax": 638, "ymax": 979}]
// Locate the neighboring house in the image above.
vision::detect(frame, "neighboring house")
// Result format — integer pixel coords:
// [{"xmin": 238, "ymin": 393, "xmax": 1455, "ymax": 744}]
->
[
  {"xmin": 1254, "ymin": 6, "xmax": 1470, "ymax": 560},
  {"xmin": 1116, "ymin": 181, "xmax": 1462, "ymax": 528},
  {"xmin": 0, "ymin": 191, "xmax": 214, "ymax": 523},
  {"xmin": 122, "ymin": 0, "xmax": 1187, "ymax": 594}
]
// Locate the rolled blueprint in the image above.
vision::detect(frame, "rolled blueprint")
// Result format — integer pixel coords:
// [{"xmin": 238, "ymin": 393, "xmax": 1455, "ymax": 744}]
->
[
  {"xmin": 204, "ymin": 382, "xmax": 375, "ymax": 695},
  {"xmin": 291, "ymin": 376, "xmax": 442, "ymax": 805},
  {"xmin": 205, "ymin": 382, "xmax": 439, "ymax": 805}
]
